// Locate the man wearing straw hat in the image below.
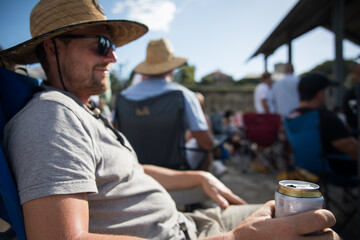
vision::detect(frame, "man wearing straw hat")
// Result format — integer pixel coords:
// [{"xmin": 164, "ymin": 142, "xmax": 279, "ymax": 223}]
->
[
  {"xmin": 120, "ymin": 38, "xmax": 214, "ymax": 171},
  {"xmin": 0, "ymin": 0, "xmax": 339, "ymax": 239}
]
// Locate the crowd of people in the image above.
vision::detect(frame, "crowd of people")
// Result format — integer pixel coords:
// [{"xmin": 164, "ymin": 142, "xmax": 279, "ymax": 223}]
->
[
  {"xmin": 252, "ymin": 63, "xmax": 359, "ymax": 175},
  {"xmin": 0, "ymin": 0, "xmax": 357, "ymax": 239},
  {"xmin": 253, "ymin": 62, "xmax": 359, "ymax": 134}
]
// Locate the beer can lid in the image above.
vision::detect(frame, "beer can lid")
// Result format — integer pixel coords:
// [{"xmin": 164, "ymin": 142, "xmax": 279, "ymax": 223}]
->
[{"xmin": 277, "ymin": 180, "xmax": 322, "ymax": 198}]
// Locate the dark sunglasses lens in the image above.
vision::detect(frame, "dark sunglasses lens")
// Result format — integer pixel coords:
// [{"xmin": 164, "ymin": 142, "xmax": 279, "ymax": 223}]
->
[
  {"xmin": 97, "ymin": 36, "xmax": 116, "ymax": 56},
  {"xmin": 98, "ymin": 37, "xmax": 110, "ymax": 56}
]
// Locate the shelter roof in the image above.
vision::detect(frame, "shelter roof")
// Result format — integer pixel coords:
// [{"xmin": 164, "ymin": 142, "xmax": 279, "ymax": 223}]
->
[{"xmin": 249, "ymin": 0, "xmax": 360, "ymax": 60}]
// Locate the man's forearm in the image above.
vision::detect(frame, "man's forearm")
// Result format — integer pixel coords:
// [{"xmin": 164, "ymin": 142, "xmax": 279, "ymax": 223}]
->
[
  {"xmin": 76, "ymin": 233, "xmax": 145, "ymax": 240},
  {"xmin": 192, "ymin": 130, "xmax": 214, "ymax": 151},
  {"xmin": 332, "ymin": 137, "xmax": 358, "ymax": 161},
  {"xmin": 142, "ymin": 164, "xmax": 206, "ymax": 190}
]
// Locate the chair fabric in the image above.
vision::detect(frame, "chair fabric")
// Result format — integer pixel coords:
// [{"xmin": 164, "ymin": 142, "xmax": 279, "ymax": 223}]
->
[
  {"xmin": 115, "ymin": 91, "xmax": 190, "ymax": 170},
  {"xmin": 284, "ymin": 110, "xmax": 332, "ymax": 174},
  {"xmin": 243, "ymin": 113, "xmax": 282, "ymax": 147},
  {"xmin": 0, "ymin": 67, "xmax": 42, "ymax": 240},
  {"xmin": 0, "ymin": 67, "xmax": 42, "ymax": 137},
  {"xmin": 241, "ymin": 113, "xmax": 284, "ymax": 174}
]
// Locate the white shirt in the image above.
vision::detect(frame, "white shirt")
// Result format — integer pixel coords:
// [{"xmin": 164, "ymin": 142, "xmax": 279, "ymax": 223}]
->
[
  {"xmin": 254, "ymin": 82, "xmax": 274, "ymax": 113},
  {"xmin": 272, "ymin": 73, "xmax": 300, "ymax": 118}
]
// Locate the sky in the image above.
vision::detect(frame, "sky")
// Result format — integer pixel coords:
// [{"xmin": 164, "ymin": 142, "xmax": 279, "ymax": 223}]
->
[{"xmin": 1, "ymin": 0, "xmax": 360, "ymax": 81}]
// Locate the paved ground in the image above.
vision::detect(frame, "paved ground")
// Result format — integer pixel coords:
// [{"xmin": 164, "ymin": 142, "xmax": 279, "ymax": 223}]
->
[{"xmin": 220, "ymin": 157, "xmax": 278, "ymax": 204}]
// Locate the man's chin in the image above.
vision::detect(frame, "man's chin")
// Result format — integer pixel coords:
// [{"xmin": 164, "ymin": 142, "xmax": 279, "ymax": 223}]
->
[
  {"xmin": 96, "ymin": 88, "xmax": 108, "ymax": 95},
  {"xmin": 90, "ymin": 84, "xmax": 108, "ymax": 96}
]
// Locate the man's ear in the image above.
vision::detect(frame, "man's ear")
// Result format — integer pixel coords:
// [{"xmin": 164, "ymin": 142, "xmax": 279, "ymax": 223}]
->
[
  {"xmin": 315, "ymin": 89, "xmax": 325, "ymax": 98},
  {"xmin": 42, "ymin": 39, "xmax": 58, "ymax": 60},
  {"xmin": 314, "ymin": 89, "xmax": 326, "ymax": 104}
]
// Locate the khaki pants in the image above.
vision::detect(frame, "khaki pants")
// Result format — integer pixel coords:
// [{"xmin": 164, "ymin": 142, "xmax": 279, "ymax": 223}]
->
[{"xmin": 185, "ymin": 204, "xmax": 262, "ymax": 239}]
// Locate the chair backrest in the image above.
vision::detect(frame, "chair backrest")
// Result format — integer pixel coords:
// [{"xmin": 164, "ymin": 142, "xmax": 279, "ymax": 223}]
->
[
  {"xmin": 115, "ymin": 91, "xmax": 189, "ymax": 170},
  {"xmin": 284, "ymin": 110, "xmax": 332, "ymax": 175},
  {"xmin": 0, "ymin": 67, "xmax": 42, "ymax": 240},
  {"xmin": 242, "ymin": 113, "xmax": 281, "ymax": 147}
]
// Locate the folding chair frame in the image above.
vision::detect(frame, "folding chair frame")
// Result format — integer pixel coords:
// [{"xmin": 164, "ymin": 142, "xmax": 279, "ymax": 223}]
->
[{"xmin": 239, "ymin": 113, "xmax": 285, "ymax": 175}]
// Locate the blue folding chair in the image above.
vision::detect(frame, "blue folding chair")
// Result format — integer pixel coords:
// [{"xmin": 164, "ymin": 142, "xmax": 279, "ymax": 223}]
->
[
  {"xmin": 285, "ymin": 109, "xmax": 359, "ymax": 233},
  {"xmin": 285, "ymin": 110, "xmax": 330, "ymax": 175},
  {"xmin": 0, "ymin": 67, "xmax": 42, "ymax": 240}
]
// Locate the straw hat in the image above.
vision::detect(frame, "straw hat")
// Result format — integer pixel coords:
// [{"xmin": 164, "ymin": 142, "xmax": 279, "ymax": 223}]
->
[
  {"xmin": 134, "ymin": 38, "xmax": 187, "ymax": 75},
  {"xmin": 0, "ymin": 0, "xmax": 148, "ymax": 65}
]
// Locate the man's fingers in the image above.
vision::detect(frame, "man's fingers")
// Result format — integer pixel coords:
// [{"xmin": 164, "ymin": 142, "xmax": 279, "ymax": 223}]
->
[
  {"xmin": 321, "ymin": 228, "xmax": 340, "ymax": 240},
  {"xmin": 221, "ymin": 190, "xmax": 247, "ymax": 205},
  {"xmin": 249, "ymin": 200, "xmax": 275, "ymax": 218},
  {"xmin": 213, "ymin": 189, "xmax": 247, "ymax": 208},
  {"xmin": 228, "ymin": 195, "xmax": 247, "ymax": 205},
  {"xmin": 301, "ymin": 228, "xmax": 340, "ymax": 240},
  {"xmin": 212, "ymin": 194, "xmax": 229, "ymax": 208},
  {"xmin": 286, "ymin": 209, "xmax": 336, "ymax": 235}
]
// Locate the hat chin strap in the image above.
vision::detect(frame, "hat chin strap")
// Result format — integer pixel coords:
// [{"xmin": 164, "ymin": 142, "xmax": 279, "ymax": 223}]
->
[{"xmin": 51, "ymin": 39, "xmax": 68, "ymax": 92}]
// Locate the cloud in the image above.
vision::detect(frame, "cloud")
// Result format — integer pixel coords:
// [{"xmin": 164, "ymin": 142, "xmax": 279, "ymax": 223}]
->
[{"xmin": 112, "ymin": 0, "xmax": 176, "ymax": 32}]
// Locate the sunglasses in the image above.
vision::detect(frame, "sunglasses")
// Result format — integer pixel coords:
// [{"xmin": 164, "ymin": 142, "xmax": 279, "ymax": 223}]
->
[{"xmin": 58, "ymin": 34, "xmax": 116, "ymax": 56}]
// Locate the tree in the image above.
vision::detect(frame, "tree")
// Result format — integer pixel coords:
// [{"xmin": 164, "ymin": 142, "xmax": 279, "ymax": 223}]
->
[
  {"xmin": 109, "ymin": 70, "xmax": 122, "ymax": 94},
  {"xmin": 174, "ymin": 64, "xmax": 196, "ymax": 84},
  {"xmin": 307, "ymin": 59, "xmax": 357, "ymax": 78},
  {"xmin": 200, "ymin": 76, "xmax": 213, "ymax": 85},
  {"xmin": 235, "ymin": 77, "xmax": 260, "ymax": 86}
]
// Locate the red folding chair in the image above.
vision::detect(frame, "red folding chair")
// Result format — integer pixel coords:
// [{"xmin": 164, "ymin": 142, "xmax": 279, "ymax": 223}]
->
[{"xmin": 241, "ymin": 113, "xmax": 285, "ymax": 174}]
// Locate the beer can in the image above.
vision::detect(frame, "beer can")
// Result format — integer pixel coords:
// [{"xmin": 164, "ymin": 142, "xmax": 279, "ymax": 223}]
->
[{"xmin": 275, "ymin": 180, "xmax": 324, "ymax": 218}]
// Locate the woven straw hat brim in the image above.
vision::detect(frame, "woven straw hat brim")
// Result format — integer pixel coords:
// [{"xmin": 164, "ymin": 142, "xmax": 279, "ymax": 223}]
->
[
  {"xmin": 0, "ymin": 20, "xmax": 148, "ymax": 65},
  {"xmin": 134, "ymin": 57, "xmax": 187, "ymax": 75}
]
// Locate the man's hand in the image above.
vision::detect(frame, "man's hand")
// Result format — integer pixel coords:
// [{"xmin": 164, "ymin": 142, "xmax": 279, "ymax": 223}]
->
[
  {"xmin": 200, "ymin": 172, "xmax": 247, "ymax": 208},
  {"xmin": 143, "ymin": 165, "xmax": 246, "ymax": 208},
  {"xmin": 223, "ymin": 201, "xmax": 339, "ymax": 240}
]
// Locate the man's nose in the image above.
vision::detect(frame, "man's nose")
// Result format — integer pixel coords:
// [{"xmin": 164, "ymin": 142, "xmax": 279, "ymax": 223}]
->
[{"xmin": 105, "ymin": 48, "xmax": 117, "ymax": 63}]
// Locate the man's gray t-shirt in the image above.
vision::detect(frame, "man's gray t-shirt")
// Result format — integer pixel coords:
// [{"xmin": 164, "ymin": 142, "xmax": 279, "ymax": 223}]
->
[{"xmin": 3, "ymin": 88, "xmax": 196, "ymax": 239}]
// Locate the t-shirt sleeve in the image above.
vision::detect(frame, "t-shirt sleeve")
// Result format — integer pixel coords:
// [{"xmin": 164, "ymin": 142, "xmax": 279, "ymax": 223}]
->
[
  {"xmin": 182, "ymin": 91, "xmax": 209, "ymax": 131},
  {"xmin": 5, "ymin": 99, "xmax": 98, "ymax": 204},
  {"xmin": 320, "ymin": 109, "xmax": 350, "ymax": 143}
]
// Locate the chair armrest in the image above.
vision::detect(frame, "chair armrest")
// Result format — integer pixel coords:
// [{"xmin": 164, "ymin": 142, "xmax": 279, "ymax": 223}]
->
[
  {"xmin": 212, "ymin": 134, "xmax": 231, "ymax": 150},
  {"xmin": 326, "ymin": 154, "xmax": 353, "ymax": 161},
  {"xmin": 168, "ymin": 186, "xmax": 209, "ymax": 206}
]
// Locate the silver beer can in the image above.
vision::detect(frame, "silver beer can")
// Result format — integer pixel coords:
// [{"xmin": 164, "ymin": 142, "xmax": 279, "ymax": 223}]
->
[{"xmin": 275, "ymin": 180, "xmax": 324, "ymax": 218}]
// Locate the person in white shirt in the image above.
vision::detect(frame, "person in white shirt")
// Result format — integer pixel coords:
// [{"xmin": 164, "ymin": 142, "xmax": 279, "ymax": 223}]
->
[
  {"xmin": 272, "ymin": 63, "xmax": 299, "ymax": 119},
  {"xmin": 254, "ymin": 71, "xmax": 274, "ymax": 113}
]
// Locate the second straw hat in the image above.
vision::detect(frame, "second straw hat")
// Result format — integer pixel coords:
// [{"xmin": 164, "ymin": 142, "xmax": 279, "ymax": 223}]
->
[{"xmin": 134, "ymin": 38, "xmax": 187, "ymax": 75}]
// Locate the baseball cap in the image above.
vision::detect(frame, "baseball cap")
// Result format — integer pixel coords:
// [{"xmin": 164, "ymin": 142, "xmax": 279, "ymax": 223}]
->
[{"xmin": 298, "ymin": 72, "xmax": 337, "ymax": 100}]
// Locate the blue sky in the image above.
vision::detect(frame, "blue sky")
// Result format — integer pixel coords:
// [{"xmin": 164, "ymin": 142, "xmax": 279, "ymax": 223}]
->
[{"xmin": 1, "ymin": 0, "xmax": 360, "ymax": 81}]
